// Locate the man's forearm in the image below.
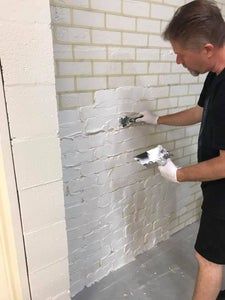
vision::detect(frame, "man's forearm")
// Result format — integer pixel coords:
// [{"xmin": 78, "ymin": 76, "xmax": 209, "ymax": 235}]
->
[
  {"xmin": 158, "ymin": 106, "xmax": 202, "ymax": 126},
  {"xmin": 177, "ymin": 156, "xmax": 225, "ymax": 182}
]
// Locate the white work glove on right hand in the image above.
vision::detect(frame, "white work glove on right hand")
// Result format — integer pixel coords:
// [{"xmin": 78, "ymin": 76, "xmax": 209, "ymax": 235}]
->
[
  {"xmin": 136, "ymin": 110, "xmax": 159, "ymax": 125},
  {"xmin": 158, "ymin": 158, "xmax": 179, "ymax": 183}
]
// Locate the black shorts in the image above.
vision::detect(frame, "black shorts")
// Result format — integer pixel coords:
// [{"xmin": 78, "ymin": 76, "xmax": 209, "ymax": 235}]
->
[{"xmin": 195, "ymin": 211, "xmax": 225, "ymax": 265}]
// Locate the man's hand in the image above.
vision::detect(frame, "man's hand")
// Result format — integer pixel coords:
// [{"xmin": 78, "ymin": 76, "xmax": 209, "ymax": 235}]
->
[
  {"xmin": 136, "ymin": 110, "xmax": 159, "ymax": 125},
  {"xmin": 158, "ymin": 158, "xmax": 179, "ymax": 183}
]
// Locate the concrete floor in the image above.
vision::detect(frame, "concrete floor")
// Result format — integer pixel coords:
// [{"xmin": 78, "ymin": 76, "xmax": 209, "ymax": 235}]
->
[{"xmin": 73, "ymin": 221, "xmax": 225, "ymax": 300}]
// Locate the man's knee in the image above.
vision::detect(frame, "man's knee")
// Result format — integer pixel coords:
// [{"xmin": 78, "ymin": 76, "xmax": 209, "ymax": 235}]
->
[{"xmin": 195, "ymin": 251, "xmax": 222, "ymax": 270}]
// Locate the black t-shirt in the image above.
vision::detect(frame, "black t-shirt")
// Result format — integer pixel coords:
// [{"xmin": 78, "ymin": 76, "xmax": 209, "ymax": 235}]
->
[{"xmin": 197, "ymin": 68, "xmax": 225, "ymax": 219}]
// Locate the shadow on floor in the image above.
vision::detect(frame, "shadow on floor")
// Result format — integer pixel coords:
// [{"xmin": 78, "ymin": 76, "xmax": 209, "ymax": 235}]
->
[{"xmin": 72, "ymin": 221, "xmax": 224, "ymax": 300}]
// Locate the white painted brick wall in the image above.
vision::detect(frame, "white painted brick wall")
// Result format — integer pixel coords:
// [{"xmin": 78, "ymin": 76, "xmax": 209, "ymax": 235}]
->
[{"xmin": 50, "ymin": 0, "xmax": 225, "ymax": 297}]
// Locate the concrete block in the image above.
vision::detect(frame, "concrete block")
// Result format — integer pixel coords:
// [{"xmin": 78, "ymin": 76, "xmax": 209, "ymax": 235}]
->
[
  {"xmin": 73, "ymin": 9, "xmax": 104, "ymax": 27},
  {"xmin": 178, "ymin": 95, "xmax": 196, "ymax": 107},
  {"xmin": 189, "ymin": 84, "xmax": 203, "ymax": 95},
  {"xmin": 5, "ymin": 84, "xmax": 58, "ymax": 139},
  {"xmin": 12, "ymin": 137, "xmax": 62, "ymax": 189},
  {"xmin": 29, "ymin": 258, "xmax": 70, "ymax": 300},
  {"xmin": 19, "ymin": 181, "xmax": 65, "ymax": 233},
  {"xmin": 25, "ymin": 221, "xmax": 68, "ymax": 273},
  {"xmin": 0, "ymin": 23, "xmax": 55, "ymax": 85},
  {"xmin": 136, "ymin": 75, "xmax": 158, "ymax": 87},
  {"xmin": 160, "ymin": 49, "xmax": 176, "ymax": 61}
]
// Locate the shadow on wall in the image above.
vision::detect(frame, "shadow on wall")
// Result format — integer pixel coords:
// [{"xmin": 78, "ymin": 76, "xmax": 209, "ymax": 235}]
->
[{"xmin": 58, "ymin": 86, "xmax": 201, "ymax": 297}]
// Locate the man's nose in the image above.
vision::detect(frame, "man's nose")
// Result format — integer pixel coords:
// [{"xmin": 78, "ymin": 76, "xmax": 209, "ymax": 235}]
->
[{"xmin": 176, "ymin": 55, "xmax": 182, "ymax": 64}]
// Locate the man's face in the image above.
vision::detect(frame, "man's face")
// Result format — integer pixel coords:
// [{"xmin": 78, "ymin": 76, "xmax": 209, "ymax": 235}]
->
[{"xmin": 171, "ymin": 40, "xmax": 212, "ymax": 76}]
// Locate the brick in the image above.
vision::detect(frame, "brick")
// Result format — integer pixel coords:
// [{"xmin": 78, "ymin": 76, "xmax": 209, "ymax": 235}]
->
[
  {"xmin": 167, "ymin": 128, "xmax": 185, "ymax": 141},
  {"xmin": 136, "ymin": 48, "xmax": 160, "ymax": 61},
  {"xmin": 60, "ymin": 92, "xmax": 93, "ymax": 108},
  {"xmin": 123, "ymin": 0, "xmax": 150, "ymax": 17},
  {"xmin": 77, "ymin": 77, "xmax": 107, "ymax": 91},
  {"xmin": 73, "ymin": 10, "xmax": 104, "ymax": 27},
  {"xmin": 160, "ymin": 49, "xmax": 176, "ymax": 61},
  {"xmin": 58, "ymin": 62, "xmax": 91, "ymax": 76},
  {"xmin": 106, "ymin": 14, "xmax": 135, "ymax": 31},
  {"xmin": 185, "ymin": 124, "xmax": 200, "ymax": 137},
  {"xmin": 55, "ymin": 26, "xmax": 90, "ymax": 43},
  {"xmin": 108, "ymin": 76, "xmax": 135, "ymax": 88},
  {"xmin": 149, "ymin": 34, "xmax": 170, "ymax": 48},
  {"xmin": 92, "ymin": 30, "xmax": 121, "ymax": 45},
  {"xmin": 74, "ymin": 45, "xmax": 106, "ymax": 60},
  {"xmin": 91, "ymin": 0, "xmax": 121, "ymax": 13},
  {"xmin": 149, "ymin": 62, "xmax": 170, "ymax": 74},
  {"xmin": 159, "ymin": 74, "xmax": 180, "ymax": 85},
  {"xmin": 137, "ymin": 18, "xmax": 161, "ymax": 33},
  {"xmin": 178, "ymin": 96, "xmax": 196, "ymax": 107},
  {"xmin": 93, "ymin": 62, "xmax": 122, "ymax": 75},
  {"xmin": 180, "ymin": 74, "xmax": 199, "ymax": 84},
  {"xmin": 123, "ymin": 62, "xmax": 148, "ymax": 74},
  {"xmin": 189, "ymin": 84, "xmax": 203, "ymax": 95},
  {"xmin": 171, "ymin": 63, "xmax": 187, "ymax": 73},
  {"xmin": 123, "ymin": 32, "xmax": 148, "ymax": 47},
  {"xmin": 164, "ymin": 0, "xmax": 185, "ymax": 5},
  {"xmin": 52, "ymin": 0, "xmax": 89, "ymax": 8},
  {"xmin": 13, "ymin": 137, "xmax": 62, "ymax": 189},
  {"xmin": 157, "ymin": 97, "xmax": 178, "ymax": 109},
  {"xmin": 170, "ymin": 85, "xmax": 188, "ymax": 96},
  {"xmin": 55, "ymin": 78, "xmax": 74, "ymax": 92},
  {"xmin": 53, "ymin": 44, "xmax": 73, "ymax": 59},
  {"xmin": 151, "ymin": 3, "xmax": 175, "ymax": 20},
  {"xmin": 51, "ymin": 6, "xmax": 71, "ymax": 24},
  {"xmin": 108, "ymin": 47, "xmax": 135, "ymax": 60},
  {"xmin": 136, "ymin": 75, "xmax": 158, "ymax": 87}
]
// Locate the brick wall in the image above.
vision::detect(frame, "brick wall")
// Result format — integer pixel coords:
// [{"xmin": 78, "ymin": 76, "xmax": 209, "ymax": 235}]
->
[{"xmin": 50, "ymin": 0, "xmax": 225, "ymax": 297}]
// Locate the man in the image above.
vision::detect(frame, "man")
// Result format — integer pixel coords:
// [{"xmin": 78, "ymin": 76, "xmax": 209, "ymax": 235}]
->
[{"xmin": 136, "ymin": 1, "xmax": 225, "ymax": 299}]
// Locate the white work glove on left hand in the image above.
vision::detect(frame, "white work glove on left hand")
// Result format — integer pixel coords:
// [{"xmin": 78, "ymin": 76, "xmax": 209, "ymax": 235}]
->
[
  {"xmin": 158, "ymin": 158, "xmax": 179, "ymax": 183},
  {"xmin": 136, "ymin": 110, "xmax": 159, "ymax": 125}
]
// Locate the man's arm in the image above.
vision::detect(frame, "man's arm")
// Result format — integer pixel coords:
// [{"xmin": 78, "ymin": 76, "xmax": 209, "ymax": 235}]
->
[
  {"xmin": 177, "ymin": 150, "xmax": 225, "ymax": 182},
  {"xmin": 158, "ymin": 105, "xmax": 203, "ymax": 126}
]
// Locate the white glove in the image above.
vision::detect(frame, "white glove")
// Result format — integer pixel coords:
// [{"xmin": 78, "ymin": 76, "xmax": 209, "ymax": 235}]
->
[
  {"xmin": 158, "ymin": 158, "xmax": 179, "ymax": 183},
  {"xmin": 136, "ymin": 110, "xmax": 159, "ymax": 125}
]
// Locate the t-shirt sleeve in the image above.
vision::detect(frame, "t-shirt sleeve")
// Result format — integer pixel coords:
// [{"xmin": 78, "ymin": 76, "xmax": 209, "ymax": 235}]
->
[
  {"xmin": 198, "ymin": 72, "xmax": 213, "ymax": 107},
  {"xmin": 213, "ymin": 82, "xmax": 225, "ymax": 150}
]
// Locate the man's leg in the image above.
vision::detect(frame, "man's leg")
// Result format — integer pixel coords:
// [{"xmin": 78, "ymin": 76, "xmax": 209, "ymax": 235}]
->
[{"xmin": 193, "ymin": 251, "xmax": 223, "ymax": 300}]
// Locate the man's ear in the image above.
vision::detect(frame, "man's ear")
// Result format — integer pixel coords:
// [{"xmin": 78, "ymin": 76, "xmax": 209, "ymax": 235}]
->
[{"xmin": 203, "ymin": 43, "xmax": 214, "ymax": 58}]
